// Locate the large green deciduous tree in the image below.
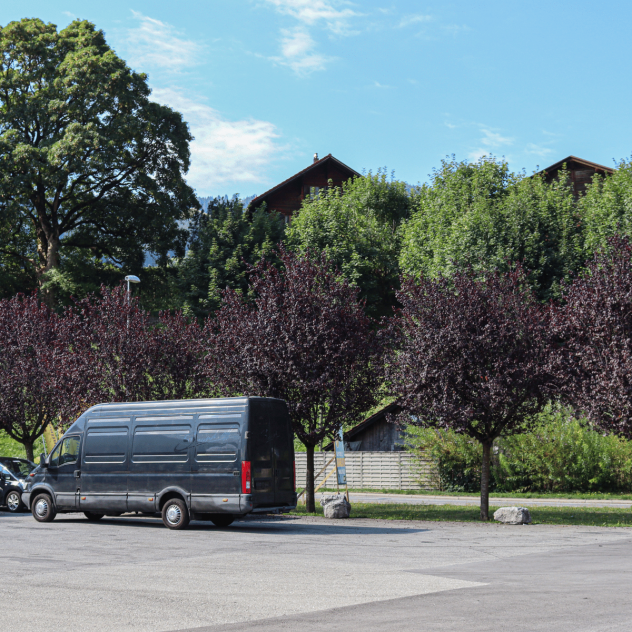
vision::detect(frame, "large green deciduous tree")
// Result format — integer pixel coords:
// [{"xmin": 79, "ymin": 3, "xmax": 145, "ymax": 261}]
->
[
  {"xmin": 0, "ymin": 18, "xmax": 197, "ymax": 300},
  {"xmin": 399, "ymin": 156, "xmax": 581, "ymax": 301},
  {"xmin": 286, "ymin": 171, "xmax": 413, "ymax": 318},
  {"xmin": 579, "ymin": 158, "xmax": 632, "ymax": 257},
  {"xmin": 177, "ymin": 196, "xmax": 285, "ymax": 318}
]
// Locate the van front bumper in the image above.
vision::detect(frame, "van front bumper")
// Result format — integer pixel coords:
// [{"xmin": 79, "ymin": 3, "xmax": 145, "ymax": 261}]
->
[{"xmin": 21, "ymin": 492, "xmax": 31, "ymax": 509}]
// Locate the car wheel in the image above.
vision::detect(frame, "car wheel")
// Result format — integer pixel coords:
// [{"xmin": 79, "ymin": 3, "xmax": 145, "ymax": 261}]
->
[
  {"xmin": 161, "ymin": 498, "xmax": 189, "ymax": 530},
  {"xmin": 5, "ymin": 490, "xmax": 23, "ymax": 513},
  {"xmin": 210, "ymin": 514, "xmax": 235, "ymax": 528},
  {"xmin": 84, "ymin": 512, "xmax": 104, "ymax": 521},
  {"xmin": 31, "ymin": 493, "xmax": 56, "ymax": 523}
]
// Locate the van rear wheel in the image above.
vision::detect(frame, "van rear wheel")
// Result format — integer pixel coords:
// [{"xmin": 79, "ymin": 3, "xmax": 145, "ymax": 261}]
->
[
  {"xmin": 31, "ymin": 494, "xmax": 56, "ymax": 523},
  {"xmin": 162, "ymin": 498, "xmax": 189, "ymax": 530},
  {"xmin": 210, "ymin": 514, "xmax": 235, "ymax": 528},
  {"xmin": 84, "ymin": 512, "xmax": 104, "ymax": 521}
]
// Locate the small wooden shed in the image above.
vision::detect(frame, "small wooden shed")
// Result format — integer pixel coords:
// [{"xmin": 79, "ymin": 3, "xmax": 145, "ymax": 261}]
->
[{"xmin": 325, "ymin": 403, "xmax": 406, "ymax": 452}]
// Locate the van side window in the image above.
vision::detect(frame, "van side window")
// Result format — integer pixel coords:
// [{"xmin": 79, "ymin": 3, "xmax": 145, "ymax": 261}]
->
[
  {"xmin": 58, "ymin": 436, "xmax": 81, "ymax": 466},
  {"xmin": 132, "ymin": 425, "xmax": 191, "ymax": 463},
  {"xmin": 85, "ymin": 427, "xmax": 128, "ymax": 464},
  {"xmin": 196, "ymin": 424, "xmax": 239, "ymax": 462}
]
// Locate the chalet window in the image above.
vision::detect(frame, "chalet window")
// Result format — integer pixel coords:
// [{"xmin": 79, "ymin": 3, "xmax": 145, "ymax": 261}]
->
[
  {"xmin": 303, "ymin": 185, "xmax": 328, "ymax": 200},
  {"xmin": 574, "ymin": 169, "xmax": 594, "ymax": 183}
]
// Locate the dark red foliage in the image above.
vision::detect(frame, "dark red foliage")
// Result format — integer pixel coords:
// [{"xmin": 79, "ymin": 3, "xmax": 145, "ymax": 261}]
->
[
  {"xmin": 75, "ymin": 286, "xmax": 208, "ymax": 404},
  {"xmin": 0, "ymin": 294, "xmax": 95, "ymax": 460},
  {"xmin": 387, "ymin": 267, "xmax": 553, "ymax": 520},
  {"xmin": 553, "ymin": 235, "xmax": 632, "ymax": 438},
  {"xmin": 204, "ymin": 247, "xmax": 383, "ymax": 511}
]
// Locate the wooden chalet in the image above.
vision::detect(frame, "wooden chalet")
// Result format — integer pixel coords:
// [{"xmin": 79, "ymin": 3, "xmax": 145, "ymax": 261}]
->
[
  {"xmin": 538, "ymin": 155, "xmax": 614, "ymax": 197},
  {"xmin": 247, "ymin": 153, "xmax": 360, "ymax": 221},
  {"xmin": 325, "ymin": 403, "xmax": 407, "ymax": 452}
]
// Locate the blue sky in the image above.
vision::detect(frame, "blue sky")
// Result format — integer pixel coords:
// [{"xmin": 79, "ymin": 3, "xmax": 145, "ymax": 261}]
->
[{"xmin": 5, "ymin": 1, "xmax": 632, "ymax": 198}]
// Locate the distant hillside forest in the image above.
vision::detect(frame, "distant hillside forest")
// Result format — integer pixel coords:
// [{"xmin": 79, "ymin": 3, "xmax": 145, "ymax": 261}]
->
[{"xmin": 3, "ymin": 156, "xmax": 632, "ymax": 318}]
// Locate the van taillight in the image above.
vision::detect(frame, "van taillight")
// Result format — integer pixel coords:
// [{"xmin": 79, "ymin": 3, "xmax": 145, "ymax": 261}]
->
[{"xmin": 242, "ymin": 461, "xmax": 252, "ymax": 494}]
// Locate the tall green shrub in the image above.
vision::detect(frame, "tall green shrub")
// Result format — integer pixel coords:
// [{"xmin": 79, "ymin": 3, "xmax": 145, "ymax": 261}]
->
[
  {"xmin": 408, "ymin": 406, "xmax": 632, "ymax": 493},
  {"xmin": 400, "ymin": 156, "xmax": 580, "ymax": 301}
]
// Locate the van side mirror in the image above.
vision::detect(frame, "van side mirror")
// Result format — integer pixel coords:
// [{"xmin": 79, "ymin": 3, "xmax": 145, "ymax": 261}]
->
[{"xmin": 39, "ymin": 454, "xmax": 48, "ymax": 469}]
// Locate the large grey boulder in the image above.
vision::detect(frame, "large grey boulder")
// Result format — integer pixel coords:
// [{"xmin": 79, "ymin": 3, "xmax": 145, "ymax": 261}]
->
[
  {"xmin": 320, "ymin": 493, "xmax": 351, "ymax": 519},
  {"xmin": 493, "ymin": 506, "xmax": 532, "ymax": 525}
]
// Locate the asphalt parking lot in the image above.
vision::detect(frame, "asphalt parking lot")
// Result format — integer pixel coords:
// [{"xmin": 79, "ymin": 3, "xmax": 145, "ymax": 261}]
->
[{"xmin": 1, "ymin": 509, "xmax": 631, "ymax": 632}]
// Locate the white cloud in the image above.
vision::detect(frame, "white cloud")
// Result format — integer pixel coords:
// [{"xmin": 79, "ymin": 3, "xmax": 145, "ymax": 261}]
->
[
  {"xmin": 152, "ymin": 88, "xmax": 285, "ymax": 192},
  {"xmin": 271, "ymin": 27, "xmax": 334, "ymax": 76},
  {"xmin": 443, "ymin": 24, "xmax": 470, "ymax": 36},
  {"xmin": 468, "ymin": 127, "xmax": 513, "ymax": 162},
  {"xmin": 372, "ymin": 80, "xmax": 393, "ymax": 89},
  {"xmin": 480, "ymin": 128, "xmax": 514, "ymax": 148},
  {"xmin": 398, "ymin": 14, "xmax": 432, "ymax": 28},
  {"xmin": 263, "ymin": 0, "xmax": 359, "ymax": 35},
  {"xmin": 127, "ymin": 11, "xmax": 205, "ymax": 72},
  {"xmin": 525, "ymin": 143, "xmax": 554, "ymax": 157},
  {"xmin": 262, "ymin": 0, "xmax": 359, "ymax": 75}
]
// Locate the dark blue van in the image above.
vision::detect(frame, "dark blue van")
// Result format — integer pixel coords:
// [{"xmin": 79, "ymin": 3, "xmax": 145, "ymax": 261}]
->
[{"xmin": 22, "ymin": 397, "xmax": 296, "ymax": 529}]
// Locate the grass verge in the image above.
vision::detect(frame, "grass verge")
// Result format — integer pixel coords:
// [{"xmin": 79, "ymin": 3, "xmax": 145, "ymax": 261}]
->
[
  {"xmin": 314, "ymin": 488, "xmax": 632, "ymax": 501},
  {"xmin": 291, "ymin": 503, "xmax": 632, "ymax": 527}
]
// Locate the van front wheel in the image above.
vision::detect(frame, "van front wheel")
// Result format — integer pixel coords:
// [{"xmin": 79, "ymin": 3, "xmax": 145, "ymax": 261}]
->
[
  {"xmin": 162, "ymin": 498, "xmax": 189, "ymax": 530},
  {"xmin": 32, "ymin": 494, "xmax": 56, "ymax": 523}
]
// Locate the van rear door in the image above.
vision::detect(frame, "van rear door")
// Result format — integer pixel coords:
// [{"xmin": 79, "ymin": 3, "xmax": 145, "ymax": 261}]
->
[{"xmin": 248, "ymin": 399, "xmax": 295, "ymax": 508}]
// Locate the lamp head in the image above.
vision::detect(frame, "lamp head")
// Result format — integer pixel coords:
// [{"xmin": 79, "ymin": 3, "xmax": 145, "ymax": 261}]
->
[{"xmin": 124, "ymin": 275, "xmax": 141, "ymax": 283}]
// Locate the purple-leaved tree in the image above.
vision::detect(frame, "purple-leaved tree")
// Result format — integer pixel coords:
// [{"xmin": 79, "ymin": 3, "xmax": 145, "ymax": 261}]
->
[
  {"xmin": 76, "ymin": 286, "xmax": 209, "ymax": 403},
  {"xmin": 554, "ymin": 235, "xmax": 632, "ymax": 438},
  {"xmin": 387, "ymin": 267, "xmax": 553, "ymax": 520},
  {"xmin": 204, "ymin": 248, "xmax": 383, "ymax": 512},
  {"xmin": 0, "ymin": 294, "xmax": 95, "ymax": 460}
]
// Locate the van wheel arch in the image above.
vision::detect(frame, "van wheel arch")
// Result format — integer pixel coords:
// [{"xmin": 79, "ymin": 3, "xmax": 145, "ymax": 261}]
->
[{"xmin": 158, "ymin": 491, "xmax": 188, "ymax": 512}]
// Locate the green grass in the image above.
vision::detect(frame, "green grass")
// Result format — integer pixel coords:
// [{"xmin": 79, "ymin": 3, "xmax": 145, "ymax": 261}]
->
[
  {"xmin": 0, "ymin": 431, "xmax": 27, "ymax": 459},
  {"xmin": 291, "ymin": 502, "xmax": 632, "ymax": 527},
  {"xmin": 313, "ymin": 487, "xmax": 632, "ymax": 501}
]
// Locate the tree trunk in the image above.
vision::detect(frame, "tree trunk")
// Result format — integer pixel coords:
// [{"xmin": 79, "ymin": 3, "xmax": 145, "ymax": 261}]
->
[
  {"xmin": 480, "ymin": 440, "xmax": 492, "ymax": 521},
  {"xmin": 305, "ymin": 444, "xmax": 316, "ymax": 513},
  {"xmin": 23, "ymin": 440, "xmax": 35, "ymax": 463},
  {"xmin": 36, "ymin": 221, "xmax": 61, "ymax": 306}
]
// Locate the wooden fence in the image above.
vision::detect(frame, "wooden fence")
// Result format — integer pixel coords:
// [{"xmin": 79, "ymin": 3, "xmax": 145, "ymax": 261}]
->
[{"xmin": 294, "ymin": 451, "xmax": 437, "ymax": 491}]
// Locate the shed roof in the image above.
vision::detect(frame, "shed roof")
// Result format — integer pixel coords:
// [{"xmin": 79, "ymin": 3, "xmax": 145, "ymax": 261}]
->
[{"xmin": 324, "ymin": 402, "xmax": 401, "ymax": 450}]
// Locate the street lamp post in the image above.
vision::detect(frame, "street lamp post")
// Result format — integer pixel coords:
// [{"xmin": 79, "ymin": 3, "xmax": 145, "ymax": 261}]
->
[{"xmin": 124, "ymin": 275, "xmax": 141, "ymax": 305}]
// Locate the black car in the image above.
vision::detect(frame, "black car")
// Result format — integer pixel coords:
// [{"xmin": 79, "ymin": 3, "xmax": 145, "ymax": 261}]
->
[{"xmin": 0, "ymin": 458, "xmax": 36, "ymax": 513}]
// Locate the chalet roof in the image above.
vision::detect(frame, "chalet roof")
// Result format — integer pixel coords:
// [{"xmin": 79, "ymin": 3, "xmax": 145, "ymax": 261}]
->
[
  {"xmin": 247, "ymin": 153, "xmax": 360, "ymax": 211},
  {"xmin": 324, "ymin": 402, "xmax": 401, "ymax": 450},
  {"xmin": 537, "ymin": 155, "xmax": 615, "ymax": 176}
]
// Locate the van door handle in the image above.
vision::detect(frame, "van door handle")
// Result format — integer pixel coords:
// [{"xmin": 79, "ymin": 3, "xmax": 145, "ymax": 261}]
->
[{"xmin": 74, "ymin": 470, "xmax": 81, "ymax": 479}]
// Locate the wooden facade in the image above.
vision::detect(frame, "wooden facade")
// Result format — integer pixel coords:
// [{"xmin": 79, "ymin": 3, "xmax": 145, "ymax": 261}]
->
[
  {"xmin": 539, "ymin": 155, "xmax": 614, "ymax": 197},
  {"xmin": 247, "ymin": 153, "xmax": 360, "ymax": 221}
]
